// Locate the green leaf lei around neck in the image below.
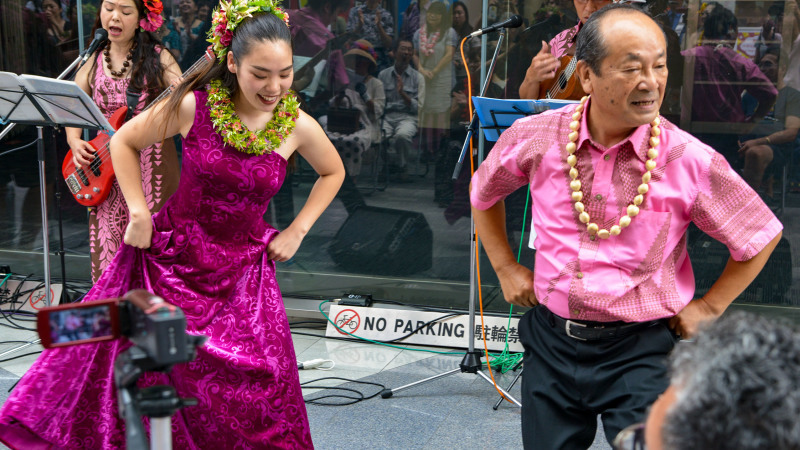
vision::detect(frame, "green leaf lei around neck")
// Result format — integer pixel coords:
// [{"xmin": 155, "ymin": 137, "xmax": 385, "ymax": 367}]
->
[{"xmin": 206, "ymin": 79, "xmax": 300, "ymax": 155}]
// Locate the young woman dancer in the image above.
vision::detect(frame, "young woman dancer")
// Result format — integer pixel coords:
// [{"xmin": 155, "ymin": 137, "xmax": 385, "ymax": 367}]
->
[{"xmin": 0, "ymin": 1, "xmax": 344, "ymax": 447}]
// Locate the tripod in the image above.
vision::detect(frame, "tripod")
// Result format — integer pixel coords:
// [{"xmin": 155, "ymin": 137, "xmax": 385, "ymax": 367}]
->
[
  {"xmin": 115, "ymin": 346, "xmax": 201, "ymax": 450},
  {"xmin": 379, "ymin": 29, "xmax": 521, "ymax": 408}
]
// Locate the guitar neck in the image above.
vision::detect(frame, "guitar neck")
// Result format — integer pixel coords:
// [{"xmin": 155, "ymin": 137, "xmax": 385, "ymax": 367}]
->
[{"xmin": 140, "ymin": 50, "xmax": 213, "ymax": 115}]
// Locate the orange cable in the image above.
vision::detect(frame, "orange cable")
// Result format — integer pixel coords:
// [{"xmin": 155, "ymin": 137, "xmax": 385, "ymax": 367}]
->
[{"xmin": 460, "ymin": 36, "xmax": 514, "ymax": 404}]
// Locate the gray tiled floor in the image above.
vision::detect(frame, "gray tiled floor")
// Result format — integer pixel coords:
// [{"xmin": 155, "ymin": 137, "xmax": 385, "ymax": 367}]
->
[{"xmin": 0, "ymin": 320, "xmax": 614, "ymax": 449}]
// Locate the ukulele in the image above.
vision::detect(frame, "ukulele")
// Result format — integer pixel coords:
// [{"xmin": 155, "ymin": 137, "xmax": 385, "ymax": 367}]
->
[
  {"xmin": 537, "ymin": 54, "xmax": 586, "ymax": 100},
  {"xmin": 62, "ymin": 48, "xmax": 213, "ymax": 207}
]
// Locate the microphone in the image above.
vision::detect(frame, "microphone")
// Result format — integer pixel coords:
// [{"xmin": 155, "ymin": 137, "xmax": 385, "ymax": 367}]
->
[
  {"xmin": 468, "ymin": 15, "xmax": 523, "ymax": 38},
  {"xmin": 79, "ymin": 29, "xmax": 109, "ymax": 66}
]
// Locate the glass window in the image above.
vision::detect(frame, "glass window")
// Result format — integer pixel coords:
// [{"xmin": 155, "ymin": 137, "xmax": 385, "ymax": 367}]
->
[{"xmin": 1, "ymin": 0, "xmax": 798, "ymax": 318}]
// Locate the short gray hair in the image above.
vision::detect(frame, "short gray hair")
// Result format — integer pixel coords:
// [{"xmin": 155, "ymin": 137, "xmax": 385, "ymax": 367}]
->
[
  {"xmin": 575, "ymin": 4, "xmax": 663, "ymax": 75},
  {"xmin": 663, "ymin": 311, "xmax": 800, "ymax": 450}
]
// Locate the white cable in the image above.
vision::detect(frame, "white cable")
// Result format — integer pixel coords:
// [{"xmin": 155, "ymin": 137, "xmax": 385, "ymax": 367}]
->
[{"xmin": 297, "ymin": 358, "xmax": 336, "ymax": 370}]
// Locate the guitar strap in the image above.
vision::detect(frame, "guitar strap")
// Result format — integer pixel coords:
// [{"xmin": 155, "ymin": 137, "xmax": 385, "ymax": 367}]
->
[{"xmin": 124, "ymin": 88, "xmax": 141, "ymax": 122}]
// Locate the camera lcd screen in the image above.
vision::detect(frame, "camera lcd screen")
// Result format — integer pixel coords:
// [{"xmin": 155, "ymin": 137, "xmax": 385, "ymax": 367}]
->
[{"xmin": 41, "ymin": 303, "xmax": 118, "ymax": 347}]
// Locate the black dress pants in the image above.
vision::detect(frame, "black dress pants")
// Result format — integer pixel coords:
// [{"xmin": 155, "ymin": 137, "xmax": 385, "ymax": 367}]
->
[{"xmin": 519, "ymin": 306, "xmax": 678, "ymax": 449}]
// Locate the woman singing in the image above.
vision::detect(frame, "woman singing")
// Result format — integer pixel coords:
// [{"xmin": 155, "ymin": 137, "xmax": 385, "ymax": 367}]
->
[{"xmin": 66, "ymin": 0, "xmax": 181, "ymax": 282}]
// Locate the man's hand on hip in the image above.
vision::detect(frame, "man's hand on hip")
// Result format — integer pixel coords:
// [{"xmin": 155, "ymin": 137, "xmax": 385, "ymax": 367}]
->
[
  {"xmin": 497, "ymin": 262, "xmax": 538, "ymax": 308},
  {"xmin": 669, "ymin": 297, "xmax": 720, "ymax": 339}
]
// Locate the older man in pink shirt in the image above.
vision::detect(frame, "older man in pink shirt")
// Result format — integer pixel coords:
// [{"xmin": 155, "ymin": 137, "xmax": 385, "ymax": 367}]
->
[{"xmin": 471, "ymin": 5, "xmax": 782, "ymax": 449}]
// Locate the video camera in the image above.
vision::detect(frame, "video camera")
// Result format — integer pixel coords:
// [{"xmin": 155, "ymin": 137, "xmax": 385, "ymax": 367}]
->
[
  {"xmin": 36, "ymin": 290, "xmax": 207, "ymax": 450},
  {"xmin": 37, "ymin": 289, "xmax": 203, "ymax": 370}
]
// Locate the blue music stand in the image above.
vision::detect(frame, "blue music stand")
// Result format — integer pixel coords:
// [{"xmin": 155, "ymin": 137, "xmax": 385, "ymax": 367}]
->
[{"xmin": 472, "ymin": 97, "xmax": 579, "ymax": 142}]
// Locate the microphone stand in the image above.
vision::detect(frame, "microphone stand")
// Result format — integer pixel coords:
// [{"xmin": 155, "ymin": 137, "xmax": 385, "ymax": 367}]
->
[
  {"xmin": 451, "ymin": 29, "xmax": 507, "ymax": 180},
  {"xmin": 380, "ymin": 28, "xmax": 521, "ymax": 408},
  {"xmin": 0, "ymin": 46, "xmax": 99, "ymax": 311}
]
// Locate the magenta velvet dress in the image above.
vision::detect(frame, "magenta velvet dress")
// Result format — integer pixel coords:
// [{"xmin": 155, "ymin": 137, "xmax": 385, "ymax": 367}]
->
[{"xmin": 0, "ymin": 90, "xmax": 313, "ymax": 449}]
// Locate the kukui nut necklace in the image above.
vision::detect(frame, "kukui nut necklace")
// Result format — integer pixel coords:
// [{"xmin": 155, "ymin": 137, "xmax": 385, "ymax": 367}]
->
[
  {"xmin": 568, "ymin": 95, "xmax": 661, "ymax": 239},
  {"xmin": 104, "ymin": 41, "xmax": 137, "ymax": 78}
]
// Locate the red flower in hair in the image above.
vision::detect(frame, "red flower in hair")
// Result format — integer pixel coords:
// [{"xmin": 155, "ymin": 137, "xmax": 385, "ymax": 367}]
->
[
  {"xmin": 139, "ymin": 0, "xmax": 164, "ymax": 31},
  {"xmin": 144, "ymin": 0, "xmax": 163, "ymax": 14},
  {"xmin": 219, "ymin": 30, "xmax": 233, "ymax": 47}
]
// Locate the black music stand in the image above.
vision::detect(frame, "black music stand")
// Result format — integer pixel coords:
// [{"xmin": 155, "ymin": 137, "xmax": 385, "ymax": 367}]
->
[{"xmin": 0, "ymin": 72, "xmax": 112, "ymax": 308}]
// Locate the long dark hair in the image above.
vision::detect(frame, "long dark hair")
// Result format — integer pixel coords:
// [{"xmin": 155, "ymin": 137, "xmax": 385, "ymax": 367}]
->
[
  {"xmin": 158, "ymin": 10, "xmax": 293, "ymax": 136},
  {"xmin": 87, "ymin": 0, "xmax": 168, "ymax": 105},
  {"xmin": 451, "ymin": 1, "xmax": 473, "ymax": 40}
]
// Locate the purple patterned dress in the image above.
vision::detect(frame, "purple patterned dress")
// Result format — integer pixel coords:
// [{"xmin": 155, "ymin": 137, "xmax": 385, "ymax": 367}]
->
[{"xmin": 0, "ymin": 90, "xmax": 313, "ymax": 449}]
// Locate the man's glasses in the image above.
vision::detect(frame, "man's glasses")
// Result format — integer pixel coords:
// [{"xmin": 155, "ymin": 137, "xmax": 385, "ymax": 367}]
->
[{"xmin": 612, "ymin": 423, "xmax": 647, "ymax": 450}]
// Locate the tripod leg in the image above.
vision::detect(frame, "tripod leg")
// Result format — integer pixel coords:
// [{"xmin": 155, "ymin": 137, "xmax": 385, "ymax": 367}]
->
[
  {"xmin": 151, "ymin": 416, "xmax": 172, "ymax": 450},
  {"xmin": 475, "ymin": 370, "xmax": 522, "ymax": 407},
  {"xmin": 380, "ymin": 367, "xmax": 462, "ymax": 399},
  {"xmin": 493, "ymin": 368, "xmax": 523, "ymax": 410}
]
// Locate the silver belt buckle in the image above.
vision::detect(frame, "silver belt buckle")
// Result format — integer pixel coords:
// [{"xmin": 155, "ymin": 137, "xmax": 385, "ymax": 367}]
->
[{"xmin": 565, "ymin": 319, "xmax": 588, "ymax": 341}]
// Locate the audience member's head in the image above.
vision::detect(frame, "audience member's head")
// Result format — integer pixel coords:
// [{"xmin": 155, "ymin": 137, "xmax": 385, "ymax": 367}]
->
[
  {"xmin": 425, "ymin": 1, "xmax": 450, "ymax": 33},
  {"xmin": 758, "ymin": 47, "xmax": 780, "ymax": 83},
  {"xmin": 345, "ymin": 39, "xmax": 378, "ymax": 75},
  {"xmin": 702, "ymin": 3, "xmax": 737, "ymax": 41},
  {"xmin": 761, "ymin": 18, "xmax": 778, "ymax": 40},
  {"xmin": 197, "ymin": 0, "xmax": 214, "ymax": 21},
  {"xmin": 644, "ymin": 311, "xmax": 800, "ymax": 450},
  {"xmin": 41, "ymin": 0, "xmax": 63, "ymax": 23},
  {"xmin": 393, "ymin": 37, "xmax": 414, "ymax": 69},
  {"xmin": 452, "ymin": 1, "xmax": 471, "ymax": 36}
]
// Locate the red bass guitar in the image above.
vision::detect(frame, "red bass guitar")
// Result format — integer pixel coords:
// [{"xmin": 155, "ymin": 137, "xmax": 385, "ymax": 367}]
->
[
  {"xmin": 62, "ymin": 107, "xmax": 126, "ymax": 206},
  {"xmin": 62, "ymin": 49, "xmax": 212, "ymax": 207}
]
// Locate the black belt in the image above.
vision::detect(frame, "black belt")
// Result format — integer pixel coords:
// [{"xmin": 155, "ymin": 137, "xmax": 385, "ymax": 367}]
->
[{"xmin": 543, "ymin": 307, "xmax": 661, "ymax": 341}]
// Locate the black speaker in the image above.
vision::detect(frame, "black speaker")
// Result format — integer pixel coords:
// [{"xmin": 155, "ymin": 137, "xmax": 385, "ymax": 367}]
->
[{"xmin": 328, "ymin": 206, "xmax": 433, "ymax": 275}]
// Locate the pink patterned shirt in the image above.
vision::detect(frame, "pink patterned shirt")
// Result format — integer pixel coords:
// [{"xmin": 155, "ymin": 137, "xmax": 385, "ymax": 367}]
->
[
  {"xmin": 549, "ymin": 23, "xmax": 580, "ymax": 59},
  {"xmin": 470, "ymin": 100, "xmax": 782, "ymax": 323}
]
